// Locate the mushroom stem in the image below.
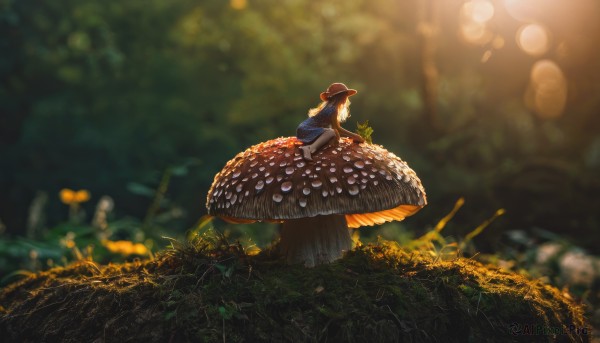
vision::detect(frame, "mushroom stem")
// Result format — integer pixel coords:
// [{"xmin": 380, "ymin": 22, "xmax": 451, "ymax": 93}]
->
[{"xmin": 279, "ymin": 215, "xmax": 353, "ymax": 267}]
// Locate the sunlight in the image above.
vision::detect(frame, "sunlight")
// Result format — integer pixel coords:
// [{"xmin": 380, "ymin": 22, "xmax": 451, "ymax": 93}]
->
[
  {"xmin": 102, "ymin": 239, "xmax": 149, "ymax": 256},
  {"xmin": 517, "ymin": 24, "xmax": 550, "ymax": 56}
]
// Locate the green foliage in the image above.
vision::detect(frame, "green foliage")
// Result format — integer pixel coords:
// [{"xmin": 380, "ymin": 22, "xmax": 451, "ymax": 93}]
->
[
  {"xmin": 1, "ymin": 0, "xmax": 599, "ymax": 250},
  {"xmin": 355, "ymin": 120, "xmax": 374, "ymax": 144},
  {"xmin": 0, "ymin": 220, "xmax": 150, "ymax": 285}
]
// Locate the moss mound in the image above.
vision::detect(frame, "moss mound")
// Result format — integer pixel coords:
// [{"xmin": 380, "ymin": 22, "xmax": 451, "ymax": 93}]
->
[{"xmin": 0, "ymin": 239, "xmax": 590, "ymax": 342}]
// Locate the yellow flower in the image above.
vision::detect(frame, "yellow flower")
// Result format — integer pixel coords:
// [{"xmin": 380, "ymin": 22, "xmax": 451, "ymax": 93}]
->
[
  {"xmin": 102, "ymin": 239, "xmax": 148, "ymax": 256},
  {"xmin": 59, "ymin": 189, "xmax": 91, "ymax": 205}
]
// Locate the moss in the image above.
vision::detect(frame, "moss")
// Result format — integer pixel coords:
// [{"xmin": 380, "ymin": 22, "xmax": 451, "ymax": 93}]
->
[{"xmin": 0, "ymin": 239, "xmax": 591, "ymax": 343}]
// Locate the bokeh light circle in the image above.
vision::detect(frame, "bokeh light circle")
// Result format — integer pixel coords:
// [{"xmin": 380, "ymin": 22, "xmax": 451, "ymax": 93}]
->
[
  {"xmin": 460, "ymin": 22, "xmax": 494, "ymax": 45},
  {"xmin": 461, "ymin": 0, "xmax": 495, "ymax": 23},
  {"xmin": 517, "ymin": 24, "xmax": 550, "ymax": 56},
  {"xmin": 526, "ymin": 59, "xmax": 568, "ymax": 119}
]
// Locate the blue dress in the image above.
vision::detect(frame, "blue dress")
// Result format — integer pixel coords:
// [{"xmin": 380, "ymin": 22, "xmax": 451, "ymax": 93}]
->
[{"xmin": 296, "ymin": 106, "xmax": 335, "ymax": 144}]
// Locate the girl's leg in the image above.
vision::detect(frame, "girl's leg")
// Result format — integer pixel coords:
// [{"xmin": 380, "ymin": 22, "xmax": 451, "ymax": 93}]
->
[{"xmin": 300, "ymin": 128, "xmax": 336, "ymax": 161}]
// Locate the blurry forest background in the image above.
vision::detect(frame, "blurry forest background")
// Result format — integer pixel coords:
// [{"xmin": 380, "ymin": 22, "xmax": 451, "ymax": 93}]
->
[{"xmin": 1, "ymin": 0, "xmax": 600, "ymax": 280}]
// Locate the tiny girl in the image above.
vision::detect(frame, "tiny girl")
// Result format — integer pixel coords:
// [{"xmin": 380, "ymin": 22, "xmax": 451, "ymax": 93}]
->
[{"xmin": 296, "ymin": 83, "xmax": 364, "ymax": 161}]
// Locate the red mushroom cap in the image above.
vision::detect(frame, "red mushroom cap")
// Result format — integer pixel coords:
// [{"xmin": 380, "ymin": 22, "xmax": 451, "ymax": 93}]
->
[{"xmin": 206, "ymin": 137, "xmax": 426, "ymax": 228}]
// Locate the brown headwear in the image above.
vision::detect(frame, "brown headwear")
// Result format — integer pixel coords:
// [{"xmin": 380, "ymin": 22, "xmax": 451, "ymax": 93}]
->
[{"xmin": 320, "ymin": 83, "xmax": 358, "ymax": 102}]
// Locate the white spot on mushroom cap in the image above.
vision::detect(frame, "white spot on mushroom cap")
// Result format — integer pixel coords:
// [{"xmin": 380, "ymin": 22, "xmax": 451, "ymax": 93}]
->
[
  {"xmin": 281, "ymin": 181, "xmax": 293, "ymax": 193},
  {"xmin": 299, "ymin": 198, "xmax": 307, "ymax": 207},
  {"xmin": 343, "ymin": 166, "xmax": 353, "ymax": 173},
  {"xmin": 273, "ymin": 193, "xmax": 283, "ymax": 202},
  {"xmin": 348, "ymin": 185, "xmax": 359, "ymax": 195},
  {"xmin": 255, "ymin": 180, "xmax": 264, "ymax": 191},
  {"xmin": 302, "ymin": 188, "xmax": 311, "ymax": 195},
  {"xmin": 285, "ymin": 167, "xmax": 294, "ymax": 175},
  {"xmin": 311, "ymin": 180, "xmax": 322, "ymax": 188},
  {"xmin": 354, "ymin": 161, "xmax": 365, "ymax": 169}
]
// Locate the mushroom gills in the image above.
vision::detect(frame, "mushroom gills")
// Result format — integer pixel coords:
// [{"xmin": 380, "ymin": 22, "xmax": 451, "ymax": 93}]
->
[
  {"xmin": 345, "ymin": 204, "xmax": 422, "ymax": 229},
  {"xmin": 279, "ymin": 215, "xmax": 352, "ymax": 267}
]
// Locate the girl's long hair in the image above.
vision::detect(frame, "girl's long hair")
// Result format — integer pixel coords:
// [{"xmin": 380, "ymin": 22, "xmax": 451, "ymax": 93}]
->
[{"xmin": 307, "ymin": 93, "xmax": 351, "ymax": 123}]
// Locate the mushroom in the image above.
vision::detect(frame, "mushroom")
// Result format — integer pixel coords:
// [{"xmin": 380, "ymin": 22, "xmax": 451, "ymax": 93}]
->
[{"xmin": 206, "ymin": 137, "xmax": 427, "ymax": 267}]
